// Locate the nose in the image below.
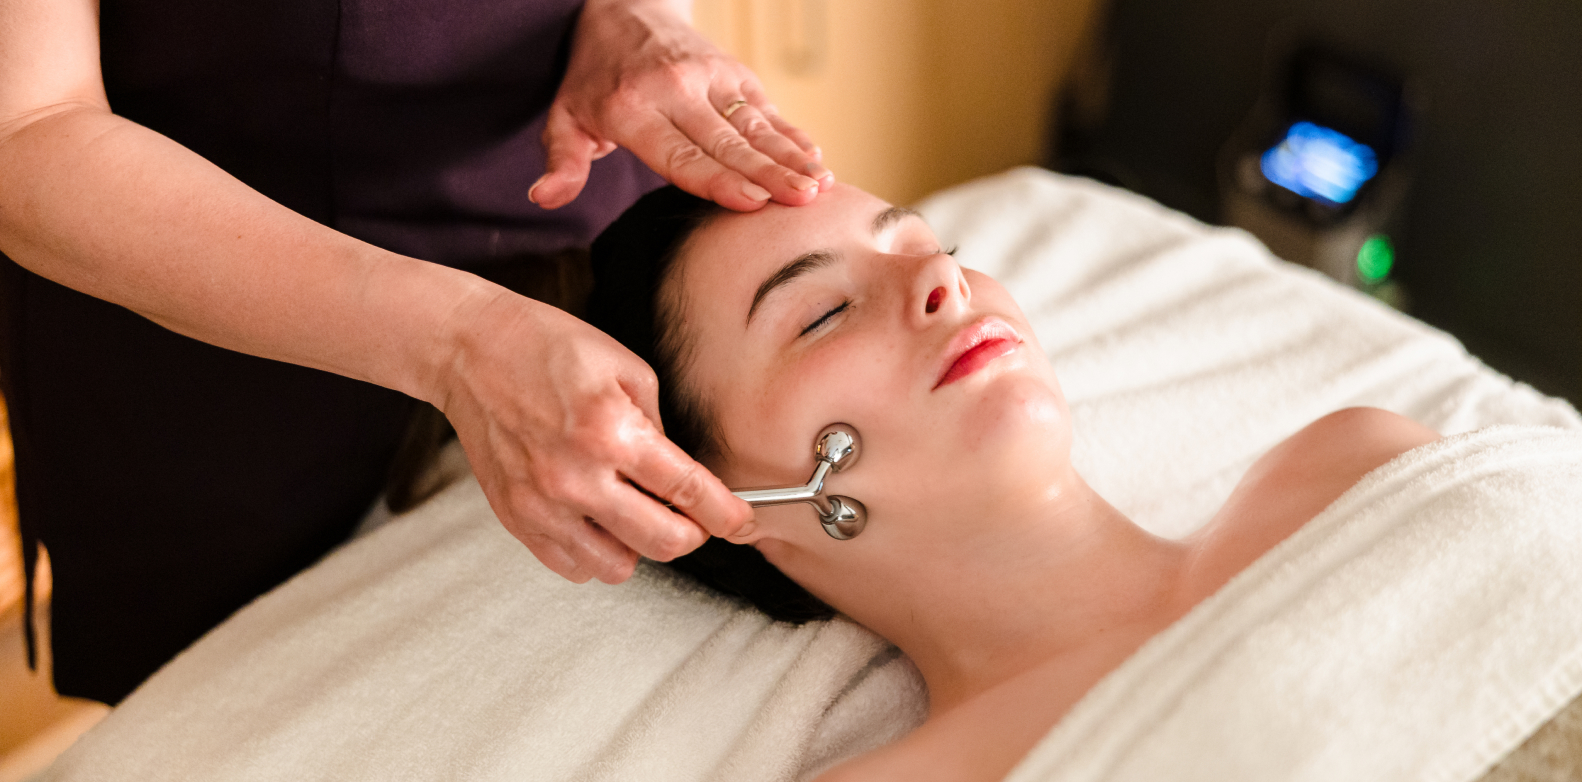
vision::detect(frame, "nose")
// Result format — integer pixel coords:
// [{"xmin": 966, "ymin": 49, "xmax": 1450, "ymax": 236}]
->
[{"xmin": 906, "ymin": 251, "xmax": 969, "ymax": 327}]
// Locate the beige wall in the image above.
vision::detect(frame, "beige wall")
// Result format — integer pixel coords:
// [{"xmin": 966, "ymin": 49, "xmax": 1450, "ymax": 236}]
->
[{"xmin": 694, "ymin": 0, "xmax": 1103, "ymax": 205}]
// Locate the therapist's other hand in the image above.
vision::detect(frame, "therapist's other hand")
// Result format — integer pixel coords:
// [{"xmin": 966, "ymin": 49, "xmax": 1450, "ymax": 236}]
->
[
  {"xmin": 438, "ymin": 290, "xmax": 752, "ymax": 584},
  {"xmin": 531, "ymin": 0, "xmax": 833, "ymax": 212}
]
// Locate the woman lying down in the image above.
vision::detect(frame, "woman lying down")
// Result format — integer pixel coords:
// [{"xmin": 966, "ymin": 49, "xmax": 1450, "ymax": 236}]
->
[{"xmin": 580, "ymin": 184, "xmax": 1582, "ymax": 781}]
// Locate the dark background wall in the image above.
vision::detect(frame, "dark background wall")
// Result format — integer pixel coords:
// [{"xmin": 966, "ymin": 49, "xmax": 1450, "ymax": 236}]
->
[{"xmin": 1053, "ymin": 0, "xmax": 1580, "ymax": 404}]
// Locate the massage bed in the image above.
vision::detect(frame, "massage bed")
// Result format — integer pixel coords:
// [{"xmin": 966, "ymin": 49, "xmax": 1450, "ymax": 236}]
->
[{"xmin": 35, "ymin": 169, "xmax": 1582, "ymax": 781}]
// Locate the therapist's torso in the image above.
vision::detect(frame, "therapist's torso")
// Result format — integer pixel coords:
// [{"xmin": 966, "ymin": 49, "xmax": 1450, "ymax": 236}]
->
[{"xmin": 99, "ymin": 0, "xmax": 661, "ymax": 266}]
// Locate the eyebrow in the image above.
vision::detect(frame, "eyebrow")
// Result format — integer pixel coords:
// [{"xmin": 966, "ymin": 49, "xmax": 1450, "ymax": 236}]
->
[
  {"xmin": 871, "ymin": 205, "xmax": 922, "ymax": 236},
  {"xmin": 744, "ymin": 206, "xmax": 927, "ymax": 325},
  {"xmin": 747, "ymin": 249, "xmax": 839, "ymax": 324}
]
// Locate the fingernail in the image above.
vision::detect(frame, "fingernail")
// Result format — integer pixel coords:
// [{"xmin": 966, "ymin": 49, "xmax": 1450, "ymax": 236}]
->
[
  {"xmin": 805, "ymin": 162, "xmax": 832, "ymax": 179},
  {"xmin": 742, "ymin": 181, "xmax": 772, "ymax": 202},
  {"xmin": 528, "ymin": 175, "xmax": 547, "ymax": 204},
  {"xmin": 789, "ymin": 174, "xmax": 819, "ymax": 192},
  {"xmin": 733, "ymin": 521, "xmax": 758, "ymax": 539},
  {"xmin": 810, "ymin": 146, "xmax": 823, "ymax": 161}
]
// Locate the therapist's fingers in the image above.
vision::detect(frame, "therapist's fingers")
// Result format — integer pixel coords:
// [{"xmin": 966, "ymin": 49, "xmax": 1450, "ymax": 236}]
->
[
  {"xmin": 766, "ymin": 111, "xmax": 822, "ymax": 163},
  {"xmin": 517, "ymin": 489, "xmax": 644, "ymax": 584},
  {"xmin": 737, "ymin": 81, "xmax": 830, "ymax": 176},
  {"xmin": 617, "ymin": 112, "xmax": 775, "ymax": 211},
  {"xmin": 715, "ymin": 101, "xmax": 831, "ymax": 188},
  {"xmin": 746, "ymin": 90, "xmax": 822, "ymax": 160},
  {"xmin": 620, "ymin": 420, "xmax": 753, "ymax": 540},
  {"xmin": 558, "ymin": 514, "xmax": 642, "ymax": 584},
  {"xmin": 532, "ymin": 100, "xmax": 604, "ymax": 210},
  {"xmin": 585, "ymin": 481, "xmax": 710, "ymax": 563},
  {"xmin": 519, "ymin": 532, "xmax": 597, "ymax": 584},
  {"xmin": 663, "ymin": 96, "xmax": 822, "ymax": 206}
]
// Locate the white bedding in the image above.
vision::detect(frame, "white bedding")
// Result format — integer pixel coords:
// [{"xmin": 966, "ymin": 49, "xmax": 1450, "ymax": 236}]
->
[
  {"xmin": 39, "ymin": 168, "xmax": 1581, "ymax": 781},
  {"xmin": 1007, "ymin": 425, "xmax": 1582, "ymax": 782}
]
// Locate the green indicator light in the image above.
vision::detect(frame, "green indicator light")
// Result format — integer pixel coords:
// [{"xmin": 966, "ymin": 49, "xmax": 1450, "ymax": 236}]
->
[{"xmin": 1357, "ymin": 234, "xmax": 1394, "ymax": 284}]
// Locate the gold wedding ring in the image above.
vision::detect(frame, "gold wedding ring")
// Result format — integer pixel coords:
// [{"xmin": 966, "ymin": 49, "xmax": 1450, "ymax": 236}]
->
[{"xmin": 721, "ymin": 99, "xmax": 749, "ymax": 120}]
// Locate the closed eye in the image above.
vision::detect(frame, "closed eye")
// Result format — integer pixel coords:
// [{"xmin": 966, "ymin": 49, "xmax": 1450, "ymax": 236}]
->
[{"xmin": 800, "ymin": 301, "xmax": 850, "ymax": 337}]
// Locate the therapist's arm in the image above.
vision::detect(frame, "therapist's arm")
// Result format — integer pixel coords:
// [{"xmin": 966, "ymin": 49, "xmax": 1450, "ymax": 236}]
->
[{"xmin": 0, "ymin": 0, "xmax": 750, "ymax": 584}]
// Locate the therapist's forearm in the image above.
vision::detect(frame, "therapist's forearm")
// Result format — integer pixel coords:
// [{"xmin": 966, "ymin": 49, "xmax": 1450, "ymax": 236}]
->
[{"xmin": 0, "ymin": 104, "xmax": 495, "ymax": 404}]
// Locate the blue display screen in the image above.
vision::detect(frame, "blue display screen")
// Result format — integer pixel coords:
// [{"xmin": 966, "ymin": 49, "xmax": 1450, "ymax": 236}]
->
[{"xmin": 1260, "ymin": 121, "xmax": 1379, "ymax": 205}]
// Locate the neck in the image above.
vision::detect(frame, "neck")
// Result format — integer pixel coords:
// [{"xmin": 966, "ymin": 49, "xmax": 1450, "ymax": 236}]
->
[{"xmin": 859, "ymin": 468, "xmax": 1194, "ymax": 714}]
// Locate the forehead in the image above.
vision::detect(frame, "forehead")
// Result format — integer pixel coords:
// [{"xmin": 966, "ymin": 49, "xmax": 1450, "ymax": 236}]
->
[
  {"xmin": 698, "ymin": 184, "xmax": 892, "ymax": 255},
  {"xmin": 673, "ymin": 184, "xmax": 901, "ymax": 298}
]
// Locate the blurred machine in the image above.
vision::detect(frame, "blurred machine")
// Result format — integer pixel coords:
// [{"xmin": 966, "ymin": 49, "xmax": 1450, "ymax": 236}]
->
[
  {"xmin": 1218, "ymin": 48, "xmax": 1411, "ymax": 294},
  {"xmin": 1049, "ymin": 0, "xmax": 1581, "ymax": 403}
]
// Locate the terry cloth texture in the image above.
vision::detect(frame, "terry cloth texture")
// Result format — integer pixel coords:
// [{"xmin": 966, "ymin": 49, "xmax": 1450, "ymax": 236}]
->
[
  {"xmin": 38, "ymin": 466, "xmax": 927, "ymax": 782},
  {"xmin": 1004, "ymin": 426, "xmax": 1582, "ymax": 782}
]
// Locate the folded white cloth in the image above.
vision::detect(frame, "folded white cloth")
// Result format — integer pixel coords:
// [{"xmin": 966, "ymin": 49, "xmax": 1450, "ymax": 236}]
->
[
  {"xmin": 40, "ymin": 168, "xmax": 1582, "ymax": 781},
  {"xmin": 1005, "ymin": 425, "xmax": 1582, "ymax": 782}
]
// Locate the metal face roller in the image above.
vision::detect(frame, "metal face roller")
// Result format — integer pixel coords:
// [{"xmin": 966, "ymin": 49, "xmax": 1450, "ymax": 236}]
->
[{"xmin": 731, "ymin": 424, "xmax": 868, "ymax": 540}]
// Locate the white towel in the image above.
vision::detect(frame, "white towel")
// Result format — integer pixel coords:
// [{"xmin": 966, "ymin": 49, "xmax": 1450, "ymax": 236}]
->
[
  {"xmin": 1005, "ymin": 426, "xmax": 1582, "ymax": 782},
  {"xmin": 40, "ymin": 169, "xmax": 1582, "ymax": 781},
  {"xmin": 39, "ymin": 470, "xmax": 927, "ymax": 782}
]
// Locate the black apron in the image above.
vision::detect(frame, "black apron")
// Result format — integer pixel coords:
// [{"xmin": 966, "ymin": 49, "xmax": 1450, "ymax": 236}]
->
[{"xmin": 0, "ymin": 0, "xmax": 661, "ymax": 704}]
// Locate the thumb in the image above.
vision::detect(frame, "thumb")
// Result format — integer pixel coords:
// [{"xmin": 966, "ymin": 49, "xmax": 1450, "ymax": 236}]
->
[{"xmin": 533, "ymin": 101, "xmax": 603, "ymax": 210}]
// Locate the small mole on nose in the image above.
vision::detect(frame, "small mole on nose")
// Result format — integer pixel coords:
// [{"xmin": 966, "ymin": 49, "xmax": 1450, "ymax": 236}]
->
[{"xmin": 925, "ymin": 286, "xmax": 945, "ymax": 314}]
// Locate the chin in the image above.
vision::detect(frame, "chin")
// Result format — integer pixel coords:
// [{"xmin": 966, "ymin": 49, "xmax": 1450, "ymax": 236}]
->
[
  {"xmin": 952, "ymin": 370, "xmax": 1071, "ymax": 472},
  {"xmin": 844, "ymin": 373, "xmax": 1069, "ymax": 550}
]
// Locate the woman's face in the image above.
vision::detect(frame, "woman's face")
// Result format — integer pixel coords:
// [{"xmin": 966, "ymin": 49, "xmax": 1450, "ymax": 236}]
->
[{"xmin": 667, "ymin": 184, "xmax": 1071, "ymax": 594}]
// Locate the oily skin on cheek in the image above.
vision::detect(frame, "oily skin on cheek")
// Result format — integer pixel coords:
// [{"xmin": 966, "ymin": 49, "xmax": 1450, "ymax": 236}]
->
[
  {"xmin": 715, "ymin": 270, "xmax": 941, "ymax": 507},
  {"xmin": 726, "ymin": 321, "xmax": 929, "ymax": 526}
]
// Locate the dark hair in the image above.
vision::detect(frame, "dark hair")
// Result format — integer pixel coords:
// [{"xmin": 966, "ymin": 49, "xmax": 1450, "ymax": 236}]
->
[{"xmin": 586, "ymin": 186, "xmax": 838, "ymax": 623}]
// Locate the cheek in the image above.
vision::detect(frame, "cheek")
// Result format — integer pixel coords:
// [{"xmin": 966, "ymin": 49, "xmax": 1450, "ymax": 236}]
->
[
  {"xmin": 956, "ymin": 374, "xmax": 1065, "ymax": 451},
  {"xmin": 722, "ymin": 329, "xmax": 910, "ymax": 480},
  {"xmin": 859, "ymin": 372, "xmax": 1071, "ymax": 526},
  {"xmin": 963, "ymin": 373, "xmax": 1070, "ymax": 465}
]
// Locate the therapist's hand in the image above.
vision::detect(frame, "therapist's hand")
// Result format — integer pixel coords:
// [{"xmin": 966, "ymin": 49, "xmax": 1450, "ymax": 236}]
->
[
  {"xmin": 437, "ymin": 289, "xmax": 752, "ymax": 584},
  {"xmin": 530, "ymin": 0, "xmax": 833, "ymax": 212}
]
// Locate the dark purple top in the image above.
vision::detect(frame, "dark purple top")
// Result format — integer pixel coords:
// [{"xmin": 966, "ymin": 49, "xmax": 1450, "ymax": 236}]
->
[{"xmin": 100, "ymin": 0, "xmax": 662, "ymax": 268}]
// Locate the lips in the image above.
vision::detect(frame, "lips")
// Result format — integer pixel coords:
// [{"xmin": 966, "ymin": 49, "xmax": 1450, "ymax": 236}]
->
[{"xmin": 934, "ymin": 317, "xmax": 1022, "ymax": 389}]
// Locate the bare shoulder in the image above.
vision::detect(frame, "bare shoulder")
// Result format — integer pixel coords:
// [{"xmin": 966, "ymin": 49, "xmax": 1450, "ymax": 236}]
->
[
  {"xmin": 1204, "ymin": 408, "xmax": 1440, "ymax": 569},
  {"xmin": 1259, "ymin": 407, "xmax": 1441, "ymax": 488}
]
